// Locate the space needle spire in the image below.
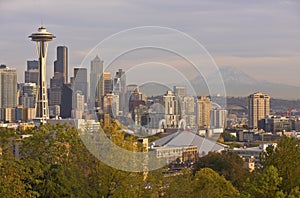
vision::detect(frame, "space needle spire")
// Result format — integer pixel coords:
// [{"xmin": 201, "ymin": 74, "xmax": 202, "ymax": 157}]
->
[{"xmin": 29, "ymin": 26, "xmax": 55, "ymax": 125}]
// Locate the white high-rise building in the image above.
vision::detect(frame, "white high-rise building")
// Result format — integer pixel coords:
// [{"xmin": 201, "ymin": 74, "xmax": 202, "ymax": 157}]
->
[
  {"xmin": 180, "ymin": 96, "xmax": 196, "ymax": 127},
  {"xmin": 163, "ymin": 91, "xmax": 180, "ymax": 128},
  {"xmin": 211, "ymin": 108, "xmax": 228, "ymax": 129},
  {"xmin": 72, "ymin": 91, "xmax": 85, "ymax": 119},
  {"xmin": 0, "ymin": 65, "xmax": 17, "ymax": 108}
]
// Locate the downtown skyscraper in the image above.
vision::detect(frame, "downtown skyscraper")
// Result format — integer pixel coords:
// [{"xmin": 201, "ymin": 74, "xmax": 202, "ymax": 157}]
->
[
  {"xmin": 174, "ymin": 86, "xmax": 187, "ymax": 97},
  {"xmin": 197, "ymin": 96, "xmax": 212, "ymax": 129},
  {"xmin": 100, "ymin": 72, "xmax": 112, "ymax": 100},
  {"xmin": 0, "ymin": 65, "xmax": 18, "ymax": 122},
  {"xmin": 210, "ymin": 108, "xmax": 228, "ymax": 129},
  {"xmin": 248, "ymin": 92, "xmax": 270, "ymax": 129},
  {"xmin": 25, "ymin": 60, "xmax": 39, "ymax": 84},
  {"xmin": 163, "ymin": 91, "xmax": 180, "ymax": 128},
  {"xmin": 74, "ymin": 68, "xmax": 88, "ymax": 102},
  {"xmin": 0, "ymin": 65, "xmax": 17, "ymax": 108},
  {"xmin": 113, "ymin": 69, "xmax": 126, "ymax": 114},
  {"xmin": 49, "ymin": 46, "xmax": 68, "ymax": 106},
  {"xmin": 89, "ymin": 55, "xmax": 103, "ymax": 106},
  {"xmin": 54, "ymin": 46, "xmax": 68, "ymax": 84}
]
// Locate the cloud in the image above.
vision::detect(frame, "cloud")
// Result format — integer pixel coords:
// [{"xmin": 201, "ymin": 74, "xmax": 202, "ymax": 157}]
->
[{"xmin": 0, "ymin": 0, "xmax": 299, "ymax": 91}]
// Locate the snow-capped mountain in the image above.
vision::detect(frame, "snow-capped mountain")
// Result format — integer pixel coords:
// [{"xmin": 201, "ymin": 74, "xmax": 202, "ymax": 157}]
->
[{"xmin": 191, "ymin": 66, "xmax": 300, "ymax": 99}]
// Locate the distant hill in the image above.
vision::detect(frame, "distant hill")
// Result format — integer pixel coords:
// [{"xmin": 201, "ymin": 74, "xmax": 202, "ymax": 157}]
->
[
  {"xmin": 136, "ymin": 66, "xmax": 300, "ymax": 101},
  {"xmin": 227, "ymin": 97, "xmax": 300, "ymax": 112},
  {"xmin": 139, "ymin": 82, "xmax": 171, "ymax": 97},
  {"xmin": 138, "ymin": 82, "xmax": 300, "ymax": 112},
  {"xmin": 191, "ymin": 66, "xmax": 300, "ymax": 100}
]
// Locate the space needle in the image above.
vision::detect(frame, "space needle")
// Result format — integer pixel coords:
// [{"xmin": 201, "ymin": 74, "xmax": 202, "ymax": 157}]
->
[{"xmin": 29, "ymin": 26, "xmax": 55, "ymax": 125}]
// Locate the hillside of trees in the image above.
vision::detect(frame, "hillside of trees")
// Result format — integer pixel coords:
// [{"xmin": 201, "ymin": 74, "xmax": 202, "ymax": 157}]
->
[{"xmin": 0, "ymin": 123, "xmax": 300, "ymax": 197}]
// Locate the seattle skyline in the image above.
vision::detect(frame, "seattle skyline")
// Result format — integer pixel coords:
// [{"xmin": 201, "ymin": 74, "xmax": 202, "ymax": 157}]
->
[{"xmin": 0, "ymin": 0, "xmax": 300, "ymax": 95}]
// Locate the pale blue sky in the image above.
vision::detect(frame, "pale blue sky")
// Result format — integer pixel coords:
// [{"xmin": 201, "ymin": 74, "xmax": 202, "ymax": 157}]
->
[{"xmin": 0, "ymin": 0, "xmax": 300, "ymax": 87}]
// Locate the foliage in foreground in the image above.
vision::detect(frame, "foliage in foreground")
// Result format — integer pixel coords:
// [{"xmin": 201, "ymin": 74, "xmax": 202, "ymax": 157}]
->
[{"xmin": 0, "ymin": 123, "xmax": 299, "ymax": 197}]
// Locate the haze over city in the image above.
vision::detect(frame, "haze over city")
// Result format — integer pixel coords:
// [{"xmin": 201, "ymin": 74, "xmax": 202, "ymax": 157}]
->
[
  {"xmin": 1, "ymin": 0, "xmax": 300, "ymax": 97},
  {"xmin": 1, "ymin": 1, "xmax": 300, "ymax": 197}
]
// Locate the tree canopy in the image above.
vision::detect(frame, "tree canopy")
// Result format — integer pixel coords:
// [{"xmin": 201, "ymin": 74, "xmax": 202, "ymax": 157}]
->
[{"xmin": 0, "ymin": 124, "xmax": 299, "ymax": 197}]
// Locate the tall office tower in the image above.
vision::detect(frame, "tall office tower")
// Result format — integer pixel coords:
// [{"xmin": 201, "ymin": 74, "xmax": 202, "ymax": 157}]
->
[
  {"xmin": 113, "ymin": 69, "xmax": 126, "ymax": 114},
  {"xmin": 133, "ymin": 104, "xmax": 148, "ymax": 126},
  {"xmin": 49, "ymin": 46, "xmax": 68, "ymax": 106},
  {"xmin": 49, "ymin": 105, "xmax": 60, "ymax": 118},
  {"xmin": 144, "ymin": 104, "xmax": 165, "ymax": 129},
  {"xmin": 0, "ymin": 65, "xmax": 17, "ymax": 108},
  {"xmin": 125, "ymin": 84, "xmax": 138, "ymax": 115},
  {"xmin": 49, "ymin": 72, "xmax": 64, "ymax": 106},
  {"xmin": 248, "ymin": 92, "xmax": 270, "ymax": 129},
  {"xmin": 90, "ymin": 55, "xmax": 103, "ymax": 105},
  {"xmin": 74, "ymin": 68, "xmax": 88, "ymax": 102},
  {"xmin": 29, "ymin": 26, "xmax": 55, "ymax": 124},
  {"xmin": 54, "ymin": 46, "xmax": 68, "ymax": 84},
  {"xmin": 197, "ymin": 96, "xmax": 212, "ymax": 129},
  {"xmin": 128, "ymin": 87, "xmax": 147, "ymax": 112},
  {"xmin": 163, "ymin": 91, "xmax": 180, "ymax": 128},
  {"xmin": 174, "ymin": 86, "xmax": 187, "ymax": 97},
  {"xmin": 181, "ymin": 96, "xmax": 196, "ymax": 127},
  {"xmin": 103, "ymin": 93, "xmax": 119, "ymax": 117},
  {"xmin": 27, "ymin": 60, "xmax": 39, "ymax": 70},
  {"xmin": 0, "ymin": 108, "xmax": 15, "ymax": 123},
  {"xmin": 19, "ymin": 83, "xmax": 36, "ymax": 108},
  {"xmin": 72, "ymin": 90, "xmax": 85, "ymax": 119},
  {"xmin": 174, "ymin": 86, "xmax": 188, "ymax": 118},
  {"xmin": 25, "ymin": 60, "xmax": 39, "ymax": 84},
  {"xmin": 99, "ymin": 72, "xmax": 112, "ymax": 104},
  {"xmin": 210, "ymin": 108, "xmax": 228, "ymax": 129},
  {"xmin": 60, "ymin": 83, "xmax": 73, "ymax": 118},
  {"xmin": 126, "ymin": 84, "xmax": 138, "ymax": 92}
]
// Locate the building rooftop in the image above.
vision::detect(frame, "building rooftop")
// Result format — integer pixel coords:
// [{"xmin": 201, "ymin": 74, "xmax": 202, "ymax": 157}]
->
[{"xmin": 151, "ymin": 130, "xmax": 227, "ymax": 156}]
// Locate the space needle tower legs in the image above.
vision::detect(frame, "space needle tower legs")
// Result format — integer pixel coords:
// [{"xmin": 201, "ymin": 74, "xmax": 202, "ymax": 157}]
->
[{"xmin": 29, "ymin": 27, "xmax": 55, "ymax": 125}]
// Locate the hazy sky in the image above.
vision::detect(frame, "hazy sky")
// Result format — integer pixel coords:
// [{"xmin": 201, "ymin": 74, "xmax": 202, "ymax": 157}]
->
[{"xmin": 0, "ymin": 0, "xmax": 300, "ymax": 87}]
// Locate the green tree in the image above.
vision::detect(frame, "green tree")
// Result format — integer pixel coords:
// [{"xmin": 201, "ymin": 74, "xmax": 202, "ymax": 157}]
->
[
  {"xmin": 87, "ymin": 160, "xmax": 144, "ymax": 198},
  {"xmin": 20, "ymin": 124, "xmax": 91, "ymax": 197},
  {"xmin": 260, "ymin": 137, "xmax": 300, "ymax": 193},
  {"xmin": 221, "ymin": 131, "xmax": 236, "ymax": 142},
  {"xmin": 242, "ymin": 165, "xmax": 284, "ymax": 198},
  {"xmin": 0, "ymin": 154, "xmax": 37, "ymax": 197},
  {"xmin": 193, "ymin": 168, "xmax": 240, "ymax": 197},
  {"xmin": 166, "ymin": 169, "xmax": 193, "ymax": 197},
  {"xmin": 143, "ymin": 168, "xmax": 168, "ymax": 197},
  {"xmin": 287, "ymin": 186, "xmax": 300, "ymax": 198},
  {"xmin": 194, "ymin": 150, "xmax": 249, "ymax": 189}
]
